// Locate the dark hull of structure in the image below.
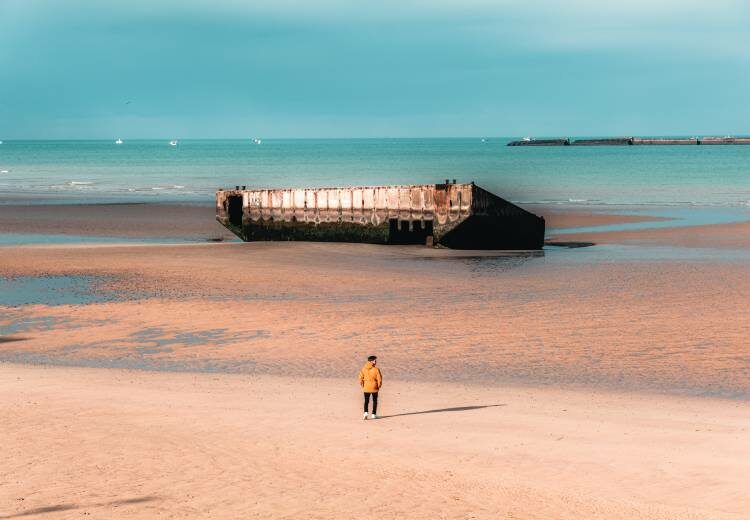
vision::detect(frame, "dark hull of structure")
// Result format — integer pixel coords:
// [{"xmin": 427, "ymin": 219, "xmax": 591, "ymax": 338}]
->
[
  {"xmin": 236, "ymin": 215, "xmax": 544, "ymax": 250},
  {"xmin": 242, "ymin": 220, "xmax": 391, "ymax": 244},
  {"xmin": 440, "ymin": 215, "xmax": 545, "ymax": 250}
]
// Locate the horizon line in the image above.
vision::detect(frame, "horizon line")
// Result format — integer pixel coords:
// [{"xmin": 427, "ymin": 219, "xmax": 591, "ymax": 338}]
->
[{"xmin": 2, "ymin": 134, "xmax": 750, "ymax": 141}]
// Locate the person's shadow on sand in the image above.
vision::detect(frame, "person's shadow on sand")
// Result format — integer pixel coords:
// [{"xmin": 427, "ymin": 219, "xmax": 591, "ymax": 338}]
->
[
  {"xmin": 0, "ymin": 496, "xmax": 159, "ymax": 519},
  {"xmin": 378, "ymin": 404, "xmax": 505, "ymax": 419}
]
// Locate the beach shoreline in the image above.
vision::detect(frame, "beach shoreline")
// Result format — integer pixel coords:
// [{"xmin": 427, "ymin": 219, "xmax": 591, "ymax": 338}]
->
[{"xmin": 3, "ymin": 201, "xmax": 750, "ymax": 518}]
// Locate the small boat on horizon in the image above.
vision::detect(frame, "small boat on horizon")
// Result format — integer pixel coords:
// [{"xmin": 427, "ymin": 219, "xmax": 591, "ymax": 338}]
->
[
  {"xmin": 115, "ymin": 138, "xmax": 123, "ymax": 145},
  {"xmin": 252, "ymin": 138, "xmax": 262, "ymax": 144},
  {"xmin": 169, "ymin": 140, "xmax": 178, "ymax": 146}
]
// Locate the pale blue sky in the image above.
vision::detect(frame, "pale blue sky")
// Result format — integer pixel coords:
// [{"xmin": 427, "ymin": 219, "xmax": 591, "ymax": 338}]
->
[{"xmin": 1, "ymin": 0, "xmax": 748, "ymax": 138}]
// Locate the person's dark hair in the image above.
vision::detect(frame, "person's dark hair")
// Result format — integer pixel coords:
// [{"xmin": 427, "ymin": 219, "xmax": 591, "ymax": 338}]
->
[{"xmin": 367, "ymin": 355, "xmax": 377, "ymax": 362}]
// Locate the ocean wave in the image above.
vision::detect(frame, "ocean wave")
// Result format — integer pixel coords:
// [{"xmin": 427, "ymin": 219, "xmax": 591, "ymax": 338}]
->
[
  {"xmin": 124, "ymin": 185, "xmax": 188, "ymax": 192},
  {"xmin": 68, "ymin": 181, "xmax": 94, "ymax": 186},
  {"xmin": 152, "ymin": 185, "xmax": 186, "ymax": 190}
]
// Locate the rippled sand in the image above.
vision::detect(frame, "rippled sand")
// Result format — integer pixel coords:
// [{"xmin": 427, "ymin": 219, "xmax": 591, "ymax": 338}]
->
[{"xmin": 2, "ymin": 239, "xmax": 749, "ymax": 398}]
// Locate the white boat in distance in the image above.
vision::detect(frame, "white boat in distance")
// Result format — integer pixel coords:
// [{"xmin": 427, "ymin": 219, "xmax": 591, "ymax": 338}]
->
[
  {"xmin": 115, "ymin": 138, "xmax": 123, "ymax": 145},
  {"xmin": 252, "ymin": 138, "xmax": 262, "ymax": 144},
  {"xmin": 169, "ymin": 140, "xmax": 178, "ymax": 146}
]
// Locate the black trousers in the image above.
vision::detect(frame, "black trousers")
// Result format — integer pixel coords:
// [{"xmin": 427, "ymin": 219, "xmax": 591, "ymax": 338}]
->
[{"xmin": 364, "ymin": 392, "xmax": 378, "ymax": 414}]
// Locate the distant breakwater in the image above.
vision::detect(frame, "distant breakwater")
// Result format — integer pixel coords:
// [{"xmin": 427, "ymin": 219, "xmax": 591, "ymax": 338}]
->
[{"xmin": 507, "ymin": 136, "xmax": 750, "ymax": 146}]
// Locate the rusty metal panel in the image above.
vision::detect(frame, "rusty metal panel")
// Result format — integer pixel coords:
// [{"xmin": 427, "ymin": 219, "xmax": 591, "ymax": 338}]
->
[
  {"xmin": 340, "ymin": 189, "xmax": 353, "ymax": 221},
  {"xmin": 375, "ymin": 188, "xmax": 388, "ymax": 210},
  {"xmin": 215, "ymin": 192, "xmax": 227, "ymax": 219},
  {"xmin": 328, "ymin": 189, "xmax": 340, "ymax": 211},
  {"xmin": 448, "ymin": 186, "xmax": 460, "ymax": 221},
  {"xmin": 340, "ymin": 189, "xmax": 352, "ymax": 211},
  {"xmin": 316, "ymin": 190, "xmax": 326, "ymax": 211},
  {"xmin": 305, "ymin": 190, "xmax": 316, "ymax": 210},
  {"xmin": 362, "ymin": 188, "xmax": 374, "ymax": 210},
  {"xmin": 410, "ymin": 187, "xmax": 424, "ymax": 215},
  {"xmin": 433, "ymin": 186, "xmax": 449, "ymax": 225},
  {"xmin": 301, "ymin": 190, "xmax": 312, "ymax": 222},
  {"xmin": 254, "ymin": 191, "xmax": 265, "ymax": 220},
  {"xmin": 282, "ymin": 190, "xmax": 292, "ymax": 209},
  {"xmin": 399, "ymin": 188, "xmax": 411, "ymax": 209},
  {"xmin": 461, "ymin": 185, "xmax": 472, "ymax": 212},
  {"xmin": 352, "ymin": 189, "xmax": 363, "ymax": 211},
  {"xmin": 386, "ymin": 188, "xmax": 399, "ymax": 219},
  {"xmin": 248, "ymin": 191, "xmax": 261, "ymax": 207},
  {"xmin": 270, "ymin": 191, "xmax": 282, "ymax": 219},
  {"xmin": 293, "ymin": 189, "xmax": 305, "ymax": 209},
  {"xmin": 423, "ymin": 188, "xmax": 434, "ymax": 215},
  {"xmin": 261, "ymin": 191, "xmax": 271, "ymax": 210}
]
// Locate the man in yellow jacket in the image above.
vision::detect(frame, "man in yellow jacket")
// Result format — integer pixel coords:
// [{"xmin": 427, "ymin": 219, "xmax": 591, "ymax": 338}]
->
[{"xmin": 358, "ymin": 355, "xmax": 382, "ymax": 420}]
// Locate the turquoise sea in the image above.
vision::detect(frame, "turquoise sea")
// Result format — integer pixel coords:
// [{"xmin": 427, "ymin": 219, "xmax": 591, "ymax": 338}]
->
[{"xmin": 1, "ymin": 138, "xmax": 749, "ymax": 207}]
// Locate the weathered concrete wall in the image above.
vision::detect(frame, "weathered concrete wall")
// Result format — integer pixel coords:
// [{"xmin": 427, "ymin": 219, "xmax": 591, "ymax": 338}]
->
[
  {"xmin": 700, "ymin": 137, "xmax": 750, "ymax": 145},
  {"xmin": 507, "ymin": 139, "xmax": 570, "ymax": 146},
  {"xmin": 217, "ymin": 184, "xmax": 471, "ymax": 236},
  {"xmin": 508, "ymin": 136, "xmax": 750, "ymax": 146},
  {"xmin": 632, "ymin": 138, "xmax": 698, "ymax": 145},
  {"xmin": 216, "ymin": 183, "xmax": 545, "ymax": 249},
  {"xmin": 572, "ymin": 138, "xmax": 634, "ymax": 146}
]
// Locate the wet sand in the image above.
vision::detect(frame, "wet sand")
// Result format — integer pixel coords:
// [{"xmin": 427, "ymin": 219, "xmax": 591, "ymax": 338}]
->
[
  {"xmin": 2, "ymin": 202, "xmax": 750, "ymax": 518},
  {"xmin": 0, "ymin": 203, "xmax": 233, "ymax": 240},
  {"xmin": 540, "ymin": 207, "xmax": 672, "ymax": 230},
  {"xmin": 550, "ymin": 220, "xmax": 750, "ymax": 250},
  {"xmin": 2, "ymin": 363, "xmax": 748, "ymax": 519},
  {"xmin": 2, "ymin": 240, "xmax": 750, "ymax": 398}
]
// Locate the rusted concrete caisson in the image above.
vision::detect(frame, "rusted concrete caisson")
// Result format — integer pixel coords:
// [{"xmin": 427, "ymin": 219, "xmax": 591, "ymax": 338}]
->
[{"xmin": 216, "ymin": 182, "xmax": 545, "ymax": 249}]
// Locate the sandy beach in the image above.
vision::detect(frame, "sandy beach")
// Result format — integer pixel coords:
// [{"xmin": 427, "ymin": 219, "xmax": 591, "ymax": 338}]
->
[
  {"xmin": 549, "ymin": 219, "xmax": 750, "ymax": 250},
  {"xmin": 5, "ymin": 0, "xmax": 750, "ymax": 516},
  {"xmin": 2, "ymin": 363, "xmax": 748, "ymax": 519},
  {"xmin": 0, "ymin": 203, "xmax": 233, "ymax": 240},
  {"xmin": 2, "ymin": 202, "xmax": 750, "ymax": 518}
]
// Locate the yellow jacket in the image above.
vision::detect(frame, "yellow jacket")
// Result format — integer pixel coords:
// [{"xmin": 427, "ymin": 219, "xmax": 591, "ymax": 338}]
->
[{"xmin": 358, "ymin": 362, "xmax": 382, "ymax": 393}]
